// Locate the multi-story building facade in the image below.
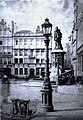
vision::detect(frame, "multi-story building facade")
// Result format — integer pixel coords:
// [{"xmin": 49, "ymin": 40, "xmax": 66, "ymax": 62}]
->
[
  {"xmin": 12, "ymin": 26, "xmax": 52, "ymax": 78},
  {"xmin": 0, "ymin": 19, "xmax": 13, "ymax": 77},
  {"xmin": 71, "ymin": 0, "xmax": 83, "ymax": 80},
  {"xmin": 70, "ymin": 0, "xmax": 78, "ymax": 78},
  {"xmin": 76, "ymin": 0, "xmax": 83, "ymax": 79},
  {"xmin": 64, "ymin": 42, "xmax": 72, "ymax": 69}
]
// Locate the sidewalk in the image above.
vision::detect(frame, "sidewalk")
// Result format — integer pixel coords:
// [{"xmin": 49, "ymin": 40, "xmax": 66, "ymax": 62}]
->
[{"xmin": 30, "ymin": 109, "xmax": 83, "ymax": 120}]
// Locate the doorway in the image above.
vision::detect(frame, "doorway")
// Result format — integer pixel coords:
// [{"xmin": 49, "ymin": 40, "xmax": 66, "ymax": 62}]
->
[{"xmin": 30, "ymin": 68, "xmax": 34, "ymax": 78}]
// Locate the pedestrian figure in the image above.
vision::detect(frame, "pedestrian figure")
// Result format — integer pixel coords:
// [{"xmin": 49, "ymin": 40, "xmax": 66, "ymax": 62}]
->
[
  {"xmin": 1, "ymin": 75, "xmax": 10, "ymax": 103},
  {"xmin": 54, "ymin": 26, "xmax": 63, "ymax": 50}
]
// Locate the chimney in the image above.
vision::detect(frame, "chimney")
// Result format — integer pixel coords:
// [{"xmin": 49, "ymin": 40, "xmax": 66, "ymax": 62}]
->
[
  {"xmin": 1, "ymin": 19, "xmax": 5, "ymax": 26},
  {"xmin": 15, "ymin": 25, "xmax": 18, "ymax": 32},
  {"xmin": 11, "ymin": 21, "xmax": 14, "ymax": 36}
]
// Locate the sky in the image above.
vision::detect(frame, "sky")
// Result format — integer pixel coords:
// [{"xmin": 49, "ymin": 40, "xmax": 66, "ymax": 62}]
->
[{"xmin": 0, "ymin": 0, "xmax": 74, "ymax": 49}]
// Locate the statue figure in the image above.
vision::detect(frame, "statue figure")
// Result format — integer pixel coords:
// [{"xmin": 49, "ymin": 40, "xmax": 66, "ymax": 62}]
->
[{"xmin": 54, "ymin": 26, "xmax": 63, "ymax": 50}]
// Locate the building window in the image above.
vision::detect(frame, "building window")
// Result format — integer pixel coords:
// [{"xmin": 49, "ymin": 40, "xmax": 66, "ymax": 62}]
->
[
  {"xmin": 24, "ymin": 68, "xmax": 28, "ymax": 75},
  {"xmin": 36, "ymin": 59, "xmax": 39, "ymax": 63},
  {"xmin": 79, "ymin": 52, "xmax": 81, "ymax": 71},
  {"xmin": 78, "ymin": 53, "xmax": 80, "ymax": 71},
  {"xmin": 0, "ymin": 59, "xmax": 2, "ymax": 64},
  {"xmin": 36, "ymin": 38, "xmax": 39, "ymax": 42},
  {"xmin": 4, "ymin": 61, "xmax": 7, "ymax": 64},
  {"xmin": 24, "ymin": 58, "xmax": 28, "ymax": 63},
  {"xmin": 14, "ymin": 58, "xmax": 18, "ymax": 63},
  {"xmin": 24, "ymin": 39, "xmax": 27, "ymax": 45},
  {"xmin": 19, "ymin": 68, "xmax": 23, "ymax": 75},
  {"xmin": 8, "ymin": 68, "xmax": 11, "ymax": 74},
  {"xmin": 4, "ymin": 59, "xmax": 7, "ymax": 64},
  {"xmin": 82, "ymin": 52, "xmax": 83, "ymax": 71},
  {"xmin": 8, "ymin": 58, "xmax": 11, "ymax": 64},
  {"xmin": 30, "ymin": 38, "xmax": 33, "ymax": 45},
  {"xmin": 0, "ymin": 31, "xmax": 2, "ymax": 35},
  {"xmin": 14, "ymin": 50, "xmax": 18, "ymax": 56},
  {"xmin": 41, "ymin": 68, "xmax": 45, "ymax": 77},
  {"xmin": 8, "ymin": 52, "xmax": 11, "ymax": 54},
  {"xmin": 41, "ymin": 38, "xmax": 44, "ymax": 45},
  {"xmin": 78, "ymin": 51, "xmax": 83, "ymax": 71},
  {"xmin": 41, "ymin": 38, "xmax": 44, "ymax": 42},
  {"xmin": 0, "ymin": 41, "xmax": 2, "ymax": 45},
  {"xmin": 36, "ymin": 68, "xmax": 39, "ymax": 75},
  {"xmin": 15, "ymin": 68, "xmax": 18, "ymax": 75},
  {"xmin": 41, "ymin": 49, "xmax": 45, "ymax": 56},
  {"xmin": 19, "ymin": 39, "xmax": 23, "ymax": 45},
  {"xmin": 41, "ymin": 59, "xmax": 44, "ymax": 63},
  {"xmin": 24, "ymin": 50, "xmax": 28, "ymax": 56},
  {"xmin": 15, "ymin": 40, "xmax": 18, "ymax": 45},
  {"xmin": 36, "ymin": 50, "xmax": 39, "ymax": 56},
  {"xmin": 19, "ymin": 58, "xmax": 23, "ymax": 63},
  {"xmin": 8, "ymin": 61, "xmax": 11, "ymax": 64},
  {"xmin": 30, "ymin": 59, "xmax": 34, "ymax": 63},
  {"xmin": 36, "ymin": 38, "xmax": 40, "ymax": 46},
  {"xmin": 19, "ymin": 50, "xmax": 23, "ymax": 56},
  {"xmin": 30, "ymin": 50, "xmax": 33, "ymax": 57}
]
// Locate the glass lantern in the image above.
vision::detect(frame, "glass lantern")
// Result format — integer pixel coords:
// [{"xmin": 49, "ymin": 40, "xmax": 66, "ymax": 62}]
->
[{"xmin": 41, "ymin": 18, "xmax": 52, "ymax": 37}]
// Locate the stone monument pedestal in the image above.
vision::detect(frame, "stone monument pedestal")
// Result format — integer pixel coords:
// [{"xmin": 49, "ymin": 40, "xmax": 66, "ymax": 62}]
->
[
  {"xmin": 50, "ymin": 66, "xmax": 60, "ymax": 84},
  {"xmin": 50, "ymin": 49, "xmax": 66, "ymax": 85}
]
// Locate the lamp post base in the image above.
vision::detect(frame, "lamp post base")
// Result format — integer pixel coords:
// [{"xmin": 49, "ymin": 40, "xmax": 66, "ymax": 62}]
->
[
  {"xmin": 42, "ymin": 105, "xmax": 54, "ymax": 112},
  {"xmin": 41, "ymin": 82, "xmax": 54, "ymax": 112}
]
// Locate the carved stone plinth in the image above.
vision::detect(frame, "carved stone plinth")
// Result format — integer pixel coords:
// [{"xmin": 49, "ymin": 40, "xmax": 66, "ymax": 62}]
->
[{"xmin": 11, "ymin": 99, "xmax": 31, "ymax": 117}]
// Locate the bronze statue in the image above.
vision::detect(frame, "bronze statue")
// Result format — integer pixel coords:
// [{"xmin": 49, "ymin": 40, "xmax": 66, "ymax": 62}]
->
[{"xmin": 54, "ymin": 26, "xmax": 63, "ymax": 50}]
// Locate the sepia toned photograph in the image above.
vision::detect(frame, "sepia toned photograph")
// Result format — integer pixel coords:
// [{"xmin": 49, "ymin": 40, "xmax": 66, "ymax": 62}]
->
[{"xmin": 0, "ymin": 0, "xmax": 83, "ymax": 120}]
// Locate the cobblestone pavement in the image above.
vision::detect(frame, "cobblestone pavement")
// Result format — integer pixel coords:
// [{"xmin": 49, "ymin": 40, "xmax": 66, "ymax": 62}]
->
[
  {"xmin": 0, "ymin": 80, "xmax": 83, "ymax": 120},
  {"xmin": 1, "ymin": 102, "xmax": 83, "ymax": 120},
  {"xmin": 29, "ymin": 110, "xmax": 83, "ymax": 120}
]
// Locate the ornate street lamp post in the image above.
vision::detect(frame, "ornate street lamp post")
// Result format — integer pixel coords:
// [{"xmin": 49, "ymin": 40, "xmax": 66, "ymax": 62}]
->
[{"xmin": 41, "ymin": 18, "xmax": 54, "ymax": 112}]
